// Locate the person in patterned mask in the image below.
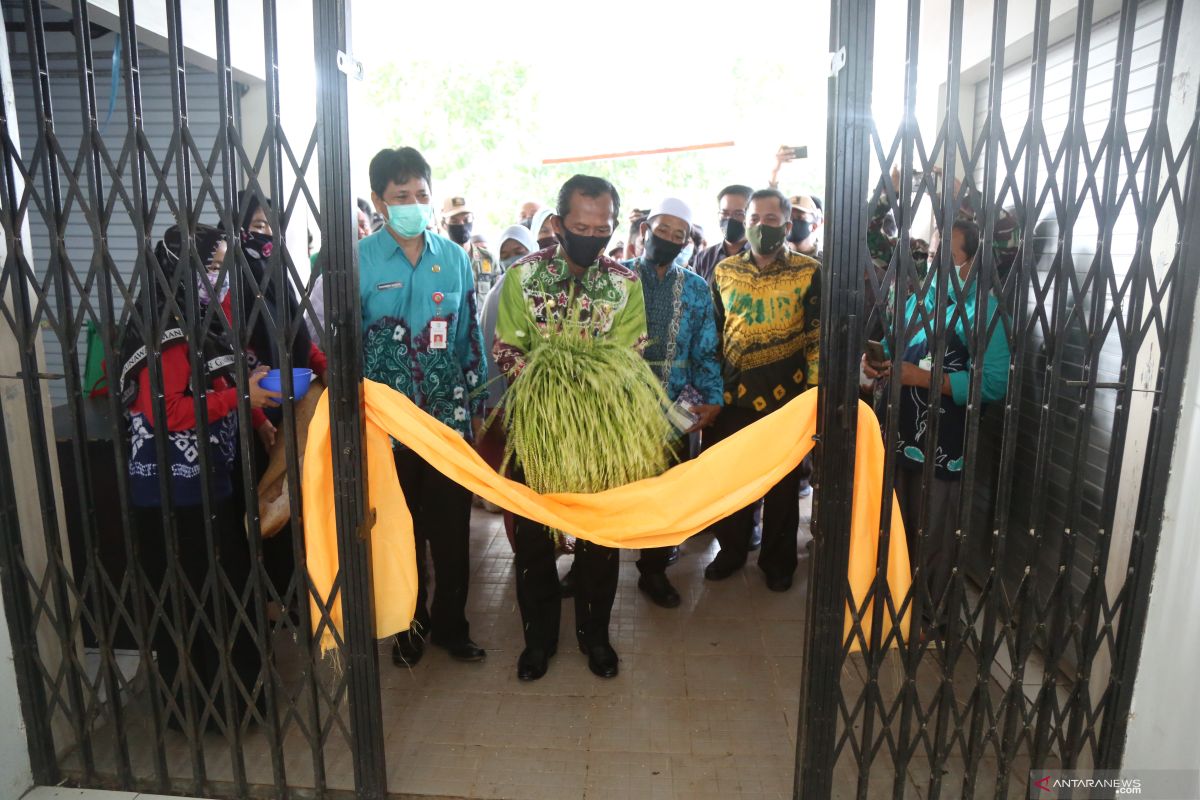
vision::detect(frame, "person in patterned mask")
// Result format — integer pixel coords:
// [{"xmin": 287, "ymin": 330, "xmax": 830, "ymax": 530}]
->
[
  {"xmin": 219, "ymin": 191, "xmax": 329, "ymax": 626},
  {"xmin": 120, "ymin": 223, "xmax": 278, "ymax": 732},
  {"xmin": 359, "ymin": 147, "xmax": 488, "ymax": 669},
  {"xmin": 222, "ymin": 190, "xmax": 328, "ymax": 450}
]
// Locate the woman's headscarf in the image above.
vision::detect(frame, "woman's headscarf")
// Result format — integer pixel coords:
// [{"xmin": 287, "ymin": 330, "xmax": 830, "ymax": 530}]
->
[
  {"xmin": 498, "ymin": 224, "xmax": 536, "ymax": 265},
  {"xmin": 117, "ymin": 224, "xmax": 235, "ymax": 407},
  {"xmin": 230, "ymin": 189, "xmax": 314, "ymax": 372},
  {"xmin": 530, "ymin": 207, "xmax": 556, "ymax": 249}
]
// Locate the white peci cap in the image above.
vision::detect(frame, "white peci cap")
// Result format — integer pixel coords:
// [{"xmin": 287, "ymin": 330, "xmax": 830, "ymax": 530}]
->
[{"xmin": 648, "ymin": 197, "xmax": 694, "ymax": 230}]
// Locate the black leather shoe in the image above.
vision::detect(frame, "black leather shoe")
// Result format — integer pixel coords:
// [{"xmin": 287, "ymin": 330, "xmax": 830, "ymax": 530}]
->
[
  {"xmin": 391, "ymin": 630, "xmax": 425, "ymax": 667},
  {"xmin": 665, "ymin": 547, "xmax": 681, "ymax": 565},
  {"xmin": 559, "ymin": 568, "xmax": 576, "ymax": 598},
  {"xmin": 517, "ymin": 646, "xmax": 554, "ymax": 681},
  {"xmin": 579, "ymin": 642, "xmax": 619, "ymax": 678},
  {"xmin": 765, "ymin": 573, "xmax": 794, "ymax": 593},
  {"xmin": 638, "ymin": 573, "xmax": 681, "ymax": 608},
  {"xmin": 704, "ymin": 554, "xmax": 744, "ymax": 581},
  {"xmin": 436, "ymin": 638, "xmax": 487, "ymax": 662}
]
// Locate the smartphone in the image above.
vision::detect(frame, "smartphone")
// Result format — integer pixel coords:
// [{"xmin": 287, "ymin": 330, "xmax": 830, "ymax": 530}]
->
[
  {"xmin": 791, "ymin": 146, "xmax": 808, "ymax": 159},
  {"xmin": 865, "ymin": 339, "xmax": 887, "ymax": 363},
  {"xmin": 911, "ymin": 171, "xmax": 941, "ymax": 194}
]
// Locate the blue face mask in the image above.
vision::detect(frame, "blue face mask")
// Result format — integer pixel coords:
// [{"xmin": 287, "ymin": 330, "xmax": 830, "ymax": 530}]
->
[
  {"xmin": 673, "ymin": 241, "xmax": 695, "ymax": 270},
  {"xmin": 387, "ymin": 203, "xmax": 433, "ymax": 238}
]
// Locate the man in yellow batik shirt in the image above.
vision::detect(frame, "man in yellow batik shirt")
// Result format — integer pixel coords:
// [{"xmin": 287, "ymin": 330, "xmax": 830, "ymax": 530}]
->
[{"xmin": 706, "ymin": 188, "xmax": 820, "ymax": 592}]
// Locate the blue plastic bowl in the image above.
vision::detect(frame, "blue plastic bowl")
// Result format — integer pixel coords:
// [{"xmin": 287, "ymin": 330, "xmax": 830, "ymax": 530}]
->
[{"xmin": 260, "ymin": 368, "xmax": 313, "ymax": 398}]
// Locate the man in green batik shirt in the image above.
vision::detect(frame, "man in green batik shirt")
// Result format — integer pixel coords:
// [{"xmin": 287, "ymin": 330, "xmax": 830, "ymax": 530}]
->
[{"xmin": 493, "ymin": 174, "xmax": 647, "ymax": 684}]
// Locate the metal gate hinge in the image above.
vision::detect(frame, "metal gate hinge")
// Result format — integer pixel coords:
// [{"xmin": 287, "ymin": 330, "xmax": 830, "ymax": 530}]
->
[
  {"xmin": 337, "ymin": 51, "xmax": 364, "ymax": 82},
  {"xmin": 829, "ymin": 47, "xmax": 847, "ymax": 77}
]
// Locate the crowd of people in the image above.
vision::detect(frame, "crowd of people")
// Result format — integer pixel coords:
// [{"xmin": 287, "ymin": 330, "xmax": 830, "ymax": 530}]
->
[{"xmin": 120, "ymin": 141, "xmax": 1015, "ymax": 726}]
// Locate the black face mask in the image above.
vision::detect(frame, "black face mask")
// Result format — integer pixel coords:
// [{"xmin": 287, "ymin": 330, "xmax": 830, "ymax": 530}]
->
[
  {"xmin": 720, "ymin": 217, "xmax": 746, "ymax": 244},
  {"xmin": 537, "ymin": 236, "xmax": 558, "ymax": 250},
  {"xmin": 788, "ymin": 219, "xmax": 816, "ymax": 244},
  {"xmin": 519, "ymin": 217, "xmax": 533, "ymax": 229},
  {"xmin": 642, "ymin": 232, "xmax": 685, "ymax": 267},
  {"xmin": 447, "ymin": 221, "xmax": 473, "ymax": 245},
  {"xmin": 557, "ymin": 226, "xmax": 609, "ymax": 269}
]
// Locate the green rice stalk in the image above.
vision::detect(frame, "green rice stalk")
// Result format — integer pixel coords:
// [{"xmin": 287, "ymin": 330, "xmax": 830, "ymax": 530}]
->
[{"xmin": 502, "ymin": 322, "xmax": 672, "ymax": 497}]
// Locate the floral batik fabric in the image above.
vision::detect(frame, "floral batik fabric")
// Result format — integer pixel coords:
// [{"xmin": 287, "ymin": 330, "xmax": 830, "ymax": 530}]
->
[
  {"xmin": 492, "ymin": 246, "xmax": 648, "ymax": 378},
  {"xmin": 359, "ymin": 228, "xmax": 486, "ymax": 439}
]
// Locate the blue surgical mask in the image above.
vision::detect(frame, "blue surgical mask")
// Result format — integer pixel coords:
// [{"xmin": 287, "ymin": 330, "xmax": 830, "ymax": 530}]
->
[
  {"xmin": 500, "ymin": 255, "xmax": 522, "ymax": 270},
  {"xmin": 387, "ymin": 203, "xmax": 433, "ymax": 238},
  {"xmin": 673, "ymin": 241, "xmax": 695, "ymax": 270}
]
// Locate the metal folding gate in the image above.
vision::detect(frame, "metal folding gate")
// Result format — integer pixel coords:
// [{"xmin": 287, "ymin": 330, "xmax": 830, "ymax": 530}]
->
[
  {"xmin": 800, "ymin": 0, "xmax": 1200, "ymax": 798},
  {"xmin": 0, "ymin": 0, "xmax": 386, "ymax": 796},
  {"xmin": 0, "ymin": 0, "xmax": 1196, "ymax": 799}
]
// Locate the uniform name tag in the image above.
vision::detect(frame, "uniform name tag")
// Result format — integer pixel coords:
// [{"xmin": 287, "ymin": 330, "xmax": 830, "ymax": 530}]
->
[
  {"xmin": 376, "ymin": 280, "xmax": 404, "ymax": 290},
  {"xmin": 430, "ymin": 319, "xmax": 449, "ymax": 349}
]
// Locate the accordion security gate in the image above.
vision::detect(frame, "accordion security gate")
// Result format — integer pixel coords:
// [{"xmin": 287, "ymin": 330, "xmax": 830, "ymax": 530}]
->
[
  {"xmin": 0, "ymin": 3, "xmax": 1196, "ymax": 800},
  {"xmin": 0, "ymin": 0, "xmax": 385, "ymax": 797},
  {"xmin": 800, "ymin": 0, "xmax": 1200, "ymax": 798}
]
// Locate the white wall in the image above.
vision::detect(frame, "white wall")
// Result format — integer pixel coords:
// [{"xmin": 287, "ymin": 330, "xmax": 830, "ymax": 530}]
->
[
  {"xmin": 0, "ymin": 21, "xmax": 45, "ymax": 800},
  {"xmin": 0, "ymin": 588, "xmax": 32, "ymax": 798},
  {"xmin": 1121, "ymin": 276, "xmax": 1200, "ymax": 769},
  {"xmin": 45, "ymin": 0, "xmax": 265, "ymax": 85},
  {"xmin": 1122, "ymin": 0, "xmax": 1200, "ymax": 768}
]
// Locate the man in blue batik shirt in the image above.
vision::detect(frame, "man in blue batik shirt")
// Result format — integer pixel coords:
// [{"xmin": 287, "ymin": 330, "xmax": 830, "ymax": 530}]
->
[
  {"xmin": 359, "ymin": 146, "xmax": 487, "ymax": 668},
  {"xmin": 623, "ymin": 197, "xmax": 723, "ymax": 608}
]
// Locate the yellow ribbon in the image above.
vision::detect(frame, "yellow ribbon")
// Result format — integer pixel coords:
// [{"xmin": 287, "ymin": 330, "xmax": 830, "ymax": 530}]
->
[{"xmin": 302, "ymin": 380, "xmax": 911, "ymax": 652}]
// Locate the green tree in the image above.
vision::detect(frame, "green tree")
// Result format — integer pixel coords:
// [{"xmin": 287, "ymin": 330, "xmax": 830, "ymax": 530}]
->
[
  {"xmin": 366, "ymin": 59, "xmax": 724, "ymax": 239},
  {"xmin": 365, "ymin": 55, "xmax": 827, "ymax": 242}
]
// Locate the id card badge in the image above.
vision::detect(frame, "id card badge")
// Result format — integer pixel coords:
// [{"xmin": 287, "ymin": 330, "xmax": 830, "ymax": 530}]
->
[{"xmin": 430, "ymin": 318, "xmax": 449, "ymax": 349}]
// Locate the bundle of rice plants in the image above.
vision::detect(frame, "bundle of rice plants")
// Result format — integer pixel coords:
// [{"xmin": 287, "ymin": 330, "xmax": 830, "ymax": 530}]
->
[{"xmin": 502, "ymin": 324, "xmax": 673, "ymax": 495}]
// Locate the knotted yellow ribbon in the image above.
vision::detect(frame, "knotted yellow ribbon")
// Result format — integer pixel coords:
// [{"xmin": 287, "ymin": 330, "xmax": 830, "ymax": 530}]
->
[{"xmin": 302, "ymin": 380, "xmax": 910, "ymax": 652}]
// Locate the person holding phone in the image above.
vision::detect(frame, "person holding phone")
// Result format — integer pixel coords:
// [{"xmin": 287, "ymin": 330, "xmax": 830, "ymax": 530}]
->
[
  {"xmin": 861, "ymin": 219, "xmax": 1011, "ymax": 636},
  {"xmin": 768, "ymin": 144, "xmax": 807, "ymax": 190}
]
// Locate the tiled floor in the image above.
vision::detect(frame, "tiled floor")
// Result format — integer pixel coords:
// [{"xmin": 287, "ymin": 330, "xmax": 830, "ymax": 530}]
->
[
  {"xmin": 58, "ymin": 497, "xmax": 1048, "ymax": 799},
  {"xmin": 376, "ymin": 504, "xmax": 812, "ymax": 799}
]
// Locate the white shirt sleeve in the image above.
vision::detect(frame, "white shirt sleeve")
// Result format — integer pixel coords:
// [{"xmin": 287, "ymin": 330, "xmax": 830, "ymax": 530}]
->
[{"xmin": 306, "ymin": 273, "xmax": 326, "ymax": 345}]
